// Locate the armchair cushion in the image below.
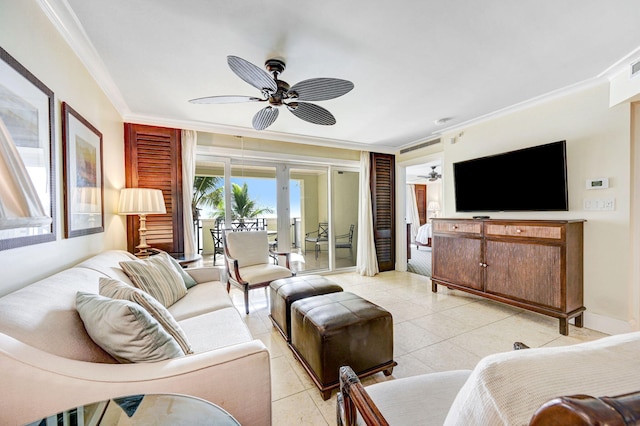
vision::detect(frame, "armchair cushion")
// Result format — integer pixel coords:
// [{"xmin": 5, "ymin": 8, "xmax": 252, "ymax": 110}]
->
[
  {"xmin": 119, "ymin": 252, "xmax": 188, "ymax": 308},
  {"xmin": 364, "ymin": 370, "xmax": 471, "ymax": 425},
  {"xmin": 75, "ymin": 292, "xmax": 184, "ymax": 363},
  {"xmin": 237, "ymin": 264, "xmax": 293, "ymax": 285},
  {"xmin": 226, "ymin": 230, "xmax": 269, "ymax": 267},
  {"xmin": 99, "ymin": 278, "xmax": 193, "ymax": 355}
]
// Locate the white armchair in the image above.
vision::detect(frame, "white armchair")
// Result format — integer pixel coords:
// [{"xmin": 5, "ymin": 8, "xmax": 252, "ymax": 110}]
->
[{"xmin": 223, "ymin": 230, "xmax": 294, "ymax": 314}]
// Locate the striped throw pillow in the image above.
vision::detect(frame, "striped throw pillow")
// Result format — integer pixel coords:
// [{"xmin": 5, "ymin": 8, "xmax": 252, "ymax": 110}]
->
[
  {"xmin": 120, "ymin": 252, "xmax": 188, "ymax": 308},
  {"xmin": 99, "ymin": 278, "xmax": 193, "ymax": 355}
]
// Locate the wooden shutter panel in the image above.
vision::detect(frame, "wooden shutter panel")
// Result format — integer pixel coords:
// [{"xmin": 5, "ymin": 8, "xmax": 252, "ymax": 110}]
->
[
  {"xmin": 124, "ymin": 123, "xmax": 184, "ymax": 255},
  {"xmin": 370, "ymin": 152, "xmax": 395, "ymax": 271}
]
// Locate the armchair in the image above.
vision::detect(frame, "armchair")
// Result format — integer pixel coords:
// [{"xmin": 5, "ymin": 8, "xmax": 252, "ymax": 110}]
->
[
  {"xmin": 223, "ymin": 230, "xmax": 294, "ymax": 314},
  {"xmin": 337, "ymin": 332, "xmax": 640, "ymax": 425},
  {"xmin": 305, "ymin": 222, "xmax": 329, "ymax": 259}
]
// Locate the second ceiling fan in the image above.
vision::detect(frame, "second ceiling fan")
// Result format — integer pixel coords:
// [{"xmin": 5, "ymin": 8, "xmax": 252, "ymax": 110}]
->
[{"xmin": 190, "ymin": 55, "xmax": 354, "ymax": 131}]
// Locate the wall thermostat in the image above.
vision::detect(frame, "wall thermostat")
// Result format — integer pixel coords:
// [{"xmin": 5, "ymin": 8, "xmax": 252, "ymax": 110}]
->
[{"xmin": 586, "ymin": 177, "xmax": 609, "ymax": 189}]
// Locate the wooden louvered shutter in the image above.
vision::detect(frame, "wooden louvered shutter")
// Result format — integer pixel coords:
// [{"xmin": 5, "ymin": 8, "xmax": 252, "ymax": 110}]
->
[
  {"xmin": 124, "ymin": 123, "xmax": 184, "ymax": 255},
  {"xmin": 370, "ymin": 152, "xmax": 395, "ymax": 271}
]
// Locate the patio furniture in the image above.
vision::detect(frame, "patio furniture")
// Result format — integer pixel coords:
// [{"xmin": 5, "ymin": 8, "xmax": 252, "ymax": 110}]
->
[{"xmin": 305, "ymin": 222, "xmax": 329, "ymax": 259}]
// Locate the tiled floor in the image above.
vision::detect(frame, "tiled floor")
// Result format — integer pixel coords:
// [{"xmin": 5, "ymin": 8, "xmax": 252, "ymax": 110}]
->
[{"xmin": 213, "ymin": 262, "xmax": 608, "ymax": 425}]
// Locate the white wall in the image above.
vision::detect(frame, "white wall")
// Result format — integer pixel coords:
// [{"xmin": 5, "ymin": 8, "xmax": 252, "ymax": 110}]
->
[
  {"xmin": 440, "ymin": 82, "xmax": 632, "ymax": 333},
  {"xmin": 0, "ymin": 1, "xmax": 126, "ymax": 296}
]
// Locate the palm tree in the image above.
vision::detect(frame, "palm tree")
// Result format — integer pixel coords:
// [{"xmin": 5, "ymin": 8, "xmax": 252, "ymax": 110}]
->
[
  {"xmin": 192, "ymin": 176, "xmax": 223, "ymax": 221},
  {"xmin": 229, "ymin": 182, "xmax": 273, "ymax": 221}
]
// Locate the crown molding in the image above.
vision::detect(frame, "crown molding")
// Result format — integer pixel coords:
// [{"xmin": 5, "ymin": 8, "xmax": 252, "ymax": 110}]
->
[
  {"xmin": 37, "ymin": 0, "xmax": 130, "ymax": 115},
  {"xmin": 123, "ymin": 112, "xmax": 397, "ymax": 154}
]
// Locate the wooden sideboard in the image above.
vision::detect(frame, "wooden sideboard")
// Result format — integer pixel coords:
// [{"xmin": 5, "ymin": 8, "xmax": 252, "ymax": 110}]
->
[{"xmin": 431, "ymin": 218, "xmax": 585, "ymax": 335}]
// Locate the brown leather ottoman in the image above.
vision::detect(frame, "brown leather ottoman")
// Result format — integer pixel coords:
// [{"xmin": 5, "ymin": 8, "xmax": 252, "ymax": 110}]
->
[
  {"xmin": 290, "ymin": 292, "xmax": 396, "ymax": 400},
  {"xmin": 269, "ymin": 275, "xmax": 343, "ymax": 341}
]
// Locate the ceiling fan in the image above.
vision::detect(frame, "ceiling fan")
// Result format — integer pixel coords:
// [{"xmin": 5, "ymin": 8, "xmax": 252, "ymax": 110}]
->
[
  {"xmin": 418, "ymin": 166, "xmax": 442, "ymax": 181},
  {"xmin": 189, "ymin": 55, "xmax": 354, "ymax": 131}
]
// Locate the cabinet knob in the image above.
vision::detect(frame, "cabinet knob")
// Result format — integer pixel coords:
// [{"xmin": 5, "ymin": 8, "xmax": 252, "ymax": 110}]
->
[
  {"xmin": 479, "ymin": 262, "xmax": 488, "ymax": 268},
  {"xmin": 453, "ymin": 225, "xmax": 458, "ymax": 229},
  {"xmin": 516, "ymin": 229, "xmax": 522, "ymax": 233}
]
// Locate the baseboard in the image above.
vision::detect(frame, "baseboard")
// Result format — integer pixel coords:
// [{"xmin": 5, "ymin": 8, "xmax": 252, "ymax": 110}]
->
[{"xmin": 583, "ymin": 311, "xmax": 634, "ymax": 335}]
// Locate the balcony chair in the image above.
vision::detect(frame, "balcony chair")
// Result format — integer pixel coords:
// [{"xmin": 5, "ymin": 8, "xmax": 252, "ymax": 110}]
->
[
  {"xmin": 335, "ymin": 224, "xmax": 355, "ymax": 259},
  {"xmin": 209, "ymin": 228, "xmax": 224, "ymax": 265},
  {"xmin": 223, "ymin": 229, "xmax": 294, "ymax": 314},
  {"xmin": 305, "ymin": 222, "xmax": 329, "ymax": 260}
]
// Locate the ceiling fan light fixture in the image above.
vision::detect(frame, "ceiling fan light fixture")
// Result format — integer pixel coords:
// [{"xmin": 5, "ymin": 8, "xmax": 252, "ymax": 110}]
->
[{"xmin": 190, "ymin": 55, "xmax": 354, "ymax": 130}]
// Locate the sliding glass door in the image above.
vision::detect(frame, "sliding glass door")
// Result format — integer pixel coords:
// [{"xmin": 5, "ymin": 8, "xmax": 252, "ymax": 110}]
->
[{"xmin": 196, "ymin": 156, "xmax": 358, "ymax": 274}]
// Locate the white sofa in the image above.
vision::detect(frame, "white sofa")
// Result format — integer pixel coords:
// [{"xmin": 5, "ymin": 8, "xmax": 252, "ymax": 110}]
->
[
  {"xmin": 339, "ymin": 331, "xmax": 640, "ymax": 425},
  {"xmin": 0, "ymin": 250, "xmax": 271, "ymax": 426}
]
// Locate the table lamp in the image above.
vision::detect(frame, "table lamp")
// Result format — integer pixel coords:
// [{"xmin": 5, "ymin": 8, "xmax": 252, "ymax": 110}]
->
[{"xmin": 118, "ymin": 188, "xmax": 166, "ymax": 257}]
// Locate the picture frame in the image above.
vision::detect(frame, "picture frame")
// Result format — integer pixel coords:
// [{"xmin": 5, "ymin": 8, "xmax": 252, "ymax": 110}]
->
[
  {"xmin": 0, "ymin": 46, "xmax": 56, "ymax": 251},
  {"xmin": 62, "ymin": 102, "xmax": 104, "ymax": 238}
]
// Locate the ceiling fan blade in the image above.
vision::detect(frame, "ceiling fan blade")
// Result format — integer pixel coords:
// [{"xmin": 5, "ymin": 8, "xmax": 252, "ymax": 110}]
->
[
  {"xmin": 289, "ymin": 78, "xmax": 354, "ymax": 101},
  {"xmin": 287, "ymin": 102, "xmax": 336, "ymax": 125},
  {"xmin": 227, "ymin": 56, "xmax": 277, "ymax": 93},
  {"xmin": 252, "ymin": 106, "xmax": 279, "ymax": 130},
  {"xmin": 189, "ymin": 95, "xmax": 264, "ymax": 104}
]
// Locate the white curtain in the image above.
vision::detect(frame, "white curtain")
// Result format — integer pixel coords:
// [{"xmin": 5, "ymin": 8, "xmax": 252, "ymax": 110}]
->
[
  {"xmin": 406, "ymin": 184, "xmax": 421, "ymax": 243},
  {"xmin": 356, "ymin": 151, "xmax": 379, "ymax": 276},
  {"xmin": 181, "ymin": 129, "xmax": 197, "ymax": 254}
]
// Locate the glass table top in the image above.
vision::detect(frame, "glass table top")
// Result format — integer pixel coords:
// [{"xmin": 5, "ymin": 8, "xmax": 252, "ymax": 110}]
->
[{"xmin": 26, "ymin": 393, "xmax": 240, "ymax": 426}]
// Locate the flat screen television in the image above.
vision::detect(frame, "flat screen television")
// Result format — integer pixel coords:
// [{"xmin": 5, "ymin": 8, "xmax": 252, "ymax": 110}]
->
[{"xmin": 453, "ymin": 140, "xmax": 568, "ymax": 212}]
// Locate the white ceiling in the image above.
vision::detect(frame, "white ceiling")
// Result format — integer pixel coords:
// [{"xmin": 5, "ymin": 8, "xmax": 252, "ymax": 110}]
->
[{"xmin": 44, "ymin": 0, "xmax": 640, "ymax": 151}]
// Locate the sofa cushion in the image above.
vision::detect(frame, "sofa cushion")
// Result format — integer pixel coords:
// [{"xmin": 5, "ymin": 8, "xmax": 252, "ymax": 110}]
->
[
  {"xmin": 120, "ymin": 252, "xmax": 187, "ymax": 307},
  {"xmin": 443, "ymin": 331, "xmax": 640, "ymax": 425},
  {"xmin": 177, "ymin": 307, "xmax": 254, "ymax": 353},
  {"xmin": 99, "ymin": 278, "xmax": 193, "ymax": 355},
  {"xmin": 76, "ymin": 292, "xmax": 184, "ymax": 363},
  {"xmin": 168, "ymin": 281, "xmax": 234, "ymax": 321}
]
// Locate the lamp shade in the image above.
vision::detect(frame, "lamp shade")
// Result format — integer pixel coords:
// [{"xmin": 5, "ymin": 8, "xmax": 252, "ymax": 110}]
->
[
  {"xmin": 118, "ymin": 188, "xmax": 166, "ymax": 215},
  {"xmin": 427, "ymin": 201, "xmax": 440, "ymax": 211}
]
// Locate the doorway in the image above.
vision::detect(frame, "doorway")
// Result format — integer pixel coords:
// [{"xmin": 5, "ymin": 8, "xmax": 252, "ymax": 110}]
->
[{"xmin": 405, "ymin": 161, "xmax": 442, "ymax": 277}]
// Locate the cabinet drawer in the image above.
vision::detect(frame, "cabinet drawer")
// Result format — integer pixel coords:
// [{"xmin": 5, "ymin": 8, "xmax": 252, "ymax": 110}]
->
[
  {"xmin": 433, "ymin": 221, "xmax": 482, "ymax": 235},
  {"xmin": 485, "ymin": 224, "xmax": 562, "ymax": 240}
]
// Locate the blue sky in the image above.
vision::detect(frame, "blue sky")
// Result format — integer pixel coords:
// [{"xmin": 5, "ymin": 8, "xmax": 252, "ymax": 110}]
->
[{"xmin": 229, "ymin": 177, "xmax": 301, "ymax": 218}]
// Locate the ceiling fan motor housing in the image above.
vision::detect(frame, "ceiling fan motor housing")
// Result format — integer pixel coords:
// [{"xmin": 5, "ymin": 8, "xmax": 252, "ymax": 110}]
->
[{"xmin": 269, "ymin": 79, "xmax": 291, "ymax": 106}]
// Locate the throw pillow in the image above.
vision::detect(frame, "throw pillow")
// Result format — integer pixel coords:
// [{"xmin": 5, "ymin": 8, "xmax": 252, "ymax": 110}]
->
[
  {"xmin": 166, "ymin": 254, "xmax": 198, "ymax": 289},
  {"xmin": 99, "ymin": 278, "xmax": 193, "ymax": 354},
  {"xmin": 119, "ymin": 252, "xmax": 188, "ymax": 307},
  {"xmin": 75, "ymin": 291, "xmax": 184, "ymax": 363}
]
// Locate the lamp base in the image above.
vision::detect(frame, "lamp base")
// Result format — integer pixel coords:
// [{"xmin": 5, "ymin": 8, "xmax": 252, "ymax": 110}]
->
[{"xmin": 136, "ymin": 213, "xmax": 151, "ymax": 258}]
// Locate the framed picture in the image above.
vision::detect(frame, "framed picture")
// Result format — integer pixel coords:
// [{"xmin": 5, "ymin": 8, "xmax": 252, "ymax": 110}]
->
[
  {"xmin": 0, "ymin": 46, "xmax": 56, "ymax": 251},
  {"xmin": 62, "ymin": 102, "xmax": 104, "ymax": 238}
]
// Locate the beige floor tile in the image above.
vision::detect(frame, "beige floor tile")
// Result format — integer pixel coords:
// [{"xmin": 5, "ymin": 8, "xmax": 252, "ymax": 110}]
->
[
  {"xmin": 410, "ymin": 311, "xmax": 477, "ymax": 340},
  {"xmin": 394, "ymin": 321, "xmax": 444, "ymax": 353},
  {"xmin": 411, "ymin": 339, "xmax": 483, "ymax": 372},
  {"xmin": 271, "ymin": 356, "xmax": 307, "ymax": 401},
  {"xmin": 272, "ymin": 391, "xmax": 329, "ymax": 426},
  {"xmin": 222, "ymin": 268, "xmax": 611, "ymax": 423}
]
